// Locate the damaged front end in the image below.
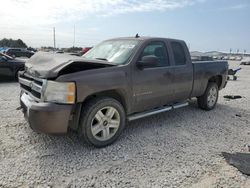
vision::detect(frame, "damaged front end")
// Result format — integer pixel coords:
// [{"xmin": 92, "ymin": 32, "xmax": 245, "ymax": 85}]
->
[
  {"xmin": 19, "ymin": 51, "xmax": 116, "ymax": 104},
  {"xmin": 24, "ymin": 52, "xmax": 115, "ymax": 79},
  {"xmin": 18, "ymin": 52, "xmax": 116, "ymax": 133}
]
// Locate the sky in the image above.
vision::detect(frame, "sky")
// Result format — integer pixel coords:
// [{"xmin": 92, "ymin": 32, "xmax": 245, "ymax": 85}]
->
[{"xmin": 0, "ymin": 0, "xmax": 249, "ymax": 52}]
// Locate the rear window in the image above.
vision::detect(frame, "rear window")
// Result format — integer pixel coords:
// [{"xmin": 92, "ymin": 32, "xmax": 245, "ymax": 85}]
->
[
  {"xmin": 9, "ymin": 49, "xmax": 21, "ymax": 52},
  {"xmin": 171, "ymin": 42, "xmax": 186, "ymax": 66}
]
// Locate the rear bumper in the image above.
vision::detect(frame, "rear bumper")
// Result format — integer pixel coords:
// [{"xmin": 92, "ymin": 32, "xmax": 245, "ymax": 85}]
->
[{"xmin": 20, "ymin": 93, "xmax": 72, "ymax": 134}]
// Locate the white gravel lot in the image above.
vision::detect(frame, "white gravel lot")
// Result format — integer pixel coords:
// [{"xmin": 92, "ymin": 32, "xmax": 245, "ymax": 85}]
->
[{"xmin": 0, "ymin": 61, "xmax": 249, "ymax": 188}]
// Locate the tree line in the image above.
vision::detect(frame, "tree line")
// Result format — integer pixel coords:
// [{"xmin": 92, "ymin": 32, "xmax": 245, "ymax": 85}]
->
[{"xmin": 0, "ymin": 38, "xmax": 27, "ymax": 48}]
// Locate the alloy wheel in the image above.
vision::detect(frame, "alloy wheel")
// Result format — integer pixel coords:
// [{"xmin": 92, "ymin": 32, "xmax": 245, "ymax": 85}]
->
[
  {"xmin": 207, "ymin": 86, "xmax": 218, "ymax": 108},
  {"xmin": 91, "ymin": 106, "xmax": 120, "ymax": 141}
]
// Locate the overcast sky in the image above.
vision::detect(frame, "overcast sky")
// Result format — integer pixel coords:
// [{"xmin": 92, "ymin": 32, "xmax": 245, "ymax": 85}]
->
[{"xmin": 0, "ymin": 0, "xmax": 249, "ymax": 52}]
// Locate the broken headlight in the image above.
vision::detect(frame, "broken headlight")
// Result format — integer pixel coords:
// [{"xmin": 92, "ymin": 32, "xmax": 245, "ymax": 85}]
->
[{"xmin": 43, "ymin": 81, "xmax": 76, "ymax": 104}]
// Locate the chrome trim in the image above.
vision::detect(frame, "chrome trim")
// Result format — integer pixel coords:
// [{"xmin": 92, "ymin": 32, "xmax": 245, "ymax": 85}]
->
[
  {"xmin": 128, "ymin": 106, "xmax": 172, "ymax": 121},
  {"xmin": 128, "ymin": 102, "xmax": 189, "ymax": 121},
  {"xmin": 19, "ymin": 77, "xmax": 30, "ymax": 87},
  {"xmin": 19, "ymin": 73, "xmax": 46, "ymax": 102},
  {"xmin": 173, "ymin": 102, "xmax": 189, "ymax": 109},
  {"xmin": 23, "ymin": 72, "xmax": 44, "ymax": 82},
  {"xmin": 20, "ymin": 88, "xmax": 41, "ymax": 101},
  {"xmin": 40, "ymin": 80, "xmax": 47, "ymax": 101},
  {"xmin": 19, "ymin": 77, "xmax": 43, "ymax": 93},
  {"xmin": 31, "ymin": 82, "xmax": 42, "ymax": 93}
]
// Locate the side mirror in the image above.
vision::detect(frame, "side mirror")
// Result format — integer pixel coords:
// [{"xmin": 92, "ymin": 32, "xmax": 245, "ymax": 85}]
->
[{"xmin": 137, "ymin": 55, "xmax": 159, "ymax": 69}]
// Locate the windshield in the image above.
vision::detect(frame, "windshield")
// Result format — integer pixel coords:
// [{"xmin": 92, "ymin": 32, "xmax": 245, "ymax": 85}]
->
[{"xmin": 83, "ymin": 40, "xmax": 140, "ymax": 65}]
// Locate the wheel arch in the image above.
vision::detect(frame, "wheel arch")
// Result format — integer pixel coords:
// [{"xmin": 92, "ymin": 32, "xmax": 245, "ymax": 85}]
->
[
  {"xmin": 208, "ymin": 75, "xmax": 222, "ymax": 89},
  {"xmin": 15, "ymin": 67, "xmax": 24, "ymax": 80},
  {"xmin": 82, "ymin": 90, "xmax": 128, "ymax": 114}
]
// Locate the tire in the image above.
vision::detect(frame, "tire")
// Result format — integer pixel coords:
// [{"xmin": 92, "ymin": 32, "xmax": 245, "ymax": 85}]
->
[
  {"xmin": 15, "ymin": 71, "xmax": 19, "ymax": 81},
  {"xmin": 79, "ymin": 97, "xmax": 126, "ymax": 147},
  {"xmin": 15, "ymin": 69, "xmax": 22, "ymax": 81},
  {"xmin": 233, "ymin": 76, "xmax": 237, "ymax": 80},
  {"xmin": 197, "ymin": 82, "xmax": 219, "ymax": 111}
]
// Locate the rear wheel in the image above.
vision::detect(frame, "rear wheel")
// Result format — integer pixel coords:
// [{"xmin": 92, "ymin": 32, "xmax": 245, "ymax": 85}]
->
[
  {"xmin": 197, "ymin": 82, "xmax": 219, "ymax": 111},
  {"xmin": 79, "ymin": 97, "xmax": 125, "ymax": 147}
]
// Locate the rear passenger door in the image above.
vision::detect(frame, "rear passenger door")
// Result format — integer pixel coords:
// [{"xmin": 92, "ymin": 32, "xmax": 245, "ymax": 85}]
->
[
  {"xmin": 169, "ymin": 41, "xmax": 193, "ymax": 101},
  {"xmin": 132, "ymin": 40, "xmax": 175, "ymax": 112}
]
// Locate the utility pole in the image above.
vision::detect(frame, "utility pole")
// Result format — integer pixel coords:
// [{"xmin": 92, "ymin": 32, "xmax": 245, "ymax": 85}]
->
[
  {"xmin": 53, "ymin": 27, "xmax": 56, "ymax": 51},
  {"xmin": 73, "ymin": 25, "xmax": 75, "ymax": 48}
]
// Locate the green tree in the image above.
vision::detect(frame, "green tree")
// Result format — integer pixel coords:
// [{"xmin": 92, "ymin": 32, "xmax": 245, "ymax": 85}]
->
[{"xmin": 0, "ymin": 38, "xmax": 27, "ymax": 48}]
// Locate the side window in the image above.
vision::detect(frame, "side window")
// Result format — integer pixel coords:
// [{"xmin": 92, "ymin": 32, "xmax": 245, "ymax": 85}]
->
[
  {"xmin": 14, "ymin": 52, "xmax": 20, "ymax": 57},
  {"xmin": 21, "ymin": 52, "xmax": 28, "ymax": 57},
  {"xmin": 140, "ymin": 41, "xmax": 170, "ymax": 67},
  {"xmin": 16, "ymin": 51, "xmax": 25, "ymax": 57},
  {"xmin": 171, "ymin": 42, "xmax": 186, "ymax": 66}
]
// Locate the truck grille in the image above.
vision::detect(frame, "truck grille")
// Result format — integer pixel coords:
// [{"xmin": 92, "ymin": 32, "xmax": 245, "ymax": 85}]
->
[{"xmin": 19, "ymin": 73, "xmax": 45, "ymax": 101}]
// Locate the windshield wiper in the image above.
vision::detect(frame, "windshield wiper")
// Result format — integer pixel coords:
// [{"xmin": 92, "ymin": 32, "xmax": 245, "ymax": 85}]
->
[
  {"xmin": 89, "ymin": 57, "xmax": 115, "ymax": 65},
  {"xmin": 95, "ymin": 57, "xmax": 108, "ymax": 61}
]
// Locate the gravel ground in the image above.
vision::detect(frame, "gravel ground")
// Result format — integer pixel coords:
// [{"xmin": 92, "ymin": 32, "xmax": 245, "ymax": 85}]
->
[{"xmin": 0, "ymin": 61, "xmax": 249, "ymax": 188}]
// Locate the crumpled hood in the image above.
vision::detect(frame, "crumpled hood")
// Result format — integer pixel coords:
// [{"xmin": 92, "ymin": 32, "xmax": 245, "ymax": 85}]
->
[{"xmin": 25, "ymin": 52, "xmax": 114, "ymax": 79}]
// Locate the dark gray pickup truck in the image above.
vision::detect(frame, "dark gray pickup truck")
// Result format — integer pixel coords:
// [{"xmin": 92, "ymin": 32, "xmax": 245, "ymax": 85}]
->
[{"xmin": 19, "ymin": 37, "xmax": 228, "ymax": 147}]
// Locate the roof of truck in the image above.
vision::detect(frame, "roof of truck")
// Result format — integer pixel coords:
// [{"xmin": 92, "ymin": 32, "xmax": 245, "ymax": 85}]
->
[{"xmin": 107, "ymin": 36, "xmax": 184, "ymax": 42}]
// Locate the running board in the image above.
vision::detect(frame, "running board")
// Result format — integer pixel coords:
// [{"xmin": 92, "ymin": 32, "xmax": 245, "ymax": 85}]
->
[{"xmin": 127, "ymin": 102, "xmax": 189, "ymax": 121}]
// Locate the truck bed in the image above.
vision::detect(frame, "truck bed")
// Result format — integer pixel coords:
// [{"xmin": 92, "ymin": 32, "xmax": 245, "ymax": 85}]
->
[{"xmin": 191, "ymin": 60, "xmax": 228, "ymax": 97}]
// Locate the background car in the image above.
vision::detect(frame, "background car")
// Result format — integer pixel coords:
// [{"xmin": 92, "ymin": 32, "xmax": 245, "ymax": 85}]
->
[
  {"xmin": 82, "ymin": 47, "xmax": 92, "ymax": 55},
  {"xmin": 0, "ymin": 52, "xmax": 25, "ymax": 81},
  {"xmin": 235, "ymin": 56, "xmax": 242, "ymax": 61},
  {"xmin": 222, "ymin": 56, "xmax": 229, "ymax": 60},
  {"xmin": 240, "ymin": 61, "xmax": 250, "ymax": 65},
  {"xmin": 229, "ymin": 56, "xmax": 236, "ymax": 60},
  {"xmin": 5, "ymin": 48, "xmax": 34, "ymax": 58},
  {"xmin": 240, "ymin": 57, "xmax": 250, "ymax": 65}
]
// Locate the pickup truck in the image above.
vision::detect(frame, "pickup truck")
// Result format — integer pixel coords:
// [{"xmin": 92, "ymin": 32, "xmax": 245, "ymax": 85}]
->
[{"xmin": 19, "ymin": 37, "xmax": 228, "ymax": 147}]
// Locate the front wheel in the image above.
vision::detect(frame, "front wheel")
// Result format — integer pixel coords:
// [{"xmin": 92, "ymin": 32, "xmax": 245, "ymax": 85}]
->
[
  {"xmin": 197, "ymin": 82, "xmax": 219, "ymax": 111},
  {"xmin": 79, "ymin": 97, "xmax": 126, "ymax": 147},
  {"xmin": 15, "ymin": 71, "xmax": 19, "ymax": 81}
]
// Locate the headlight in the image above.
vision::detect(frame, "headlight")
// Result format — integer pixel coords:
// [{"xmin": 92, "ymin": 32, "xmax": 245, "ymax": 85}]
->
[{"xmin": 43, "ymin": 81, "xmax": 76, "ymax": 104}]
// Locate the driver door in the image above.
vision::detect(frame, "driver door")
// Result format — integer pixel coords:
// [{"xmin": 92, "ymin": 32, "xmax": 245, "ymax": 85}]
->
[{"xmin": 132, "ymin": 40, "xmax": 175, "ymax": 112}]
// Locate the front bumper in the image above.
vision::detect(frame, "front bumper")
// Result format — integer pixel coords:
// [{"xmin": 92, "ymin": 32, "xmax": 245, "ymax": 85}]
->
[{"xmin": 20, "ymin": 93, "xmax": 72, "ymax": 134}]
